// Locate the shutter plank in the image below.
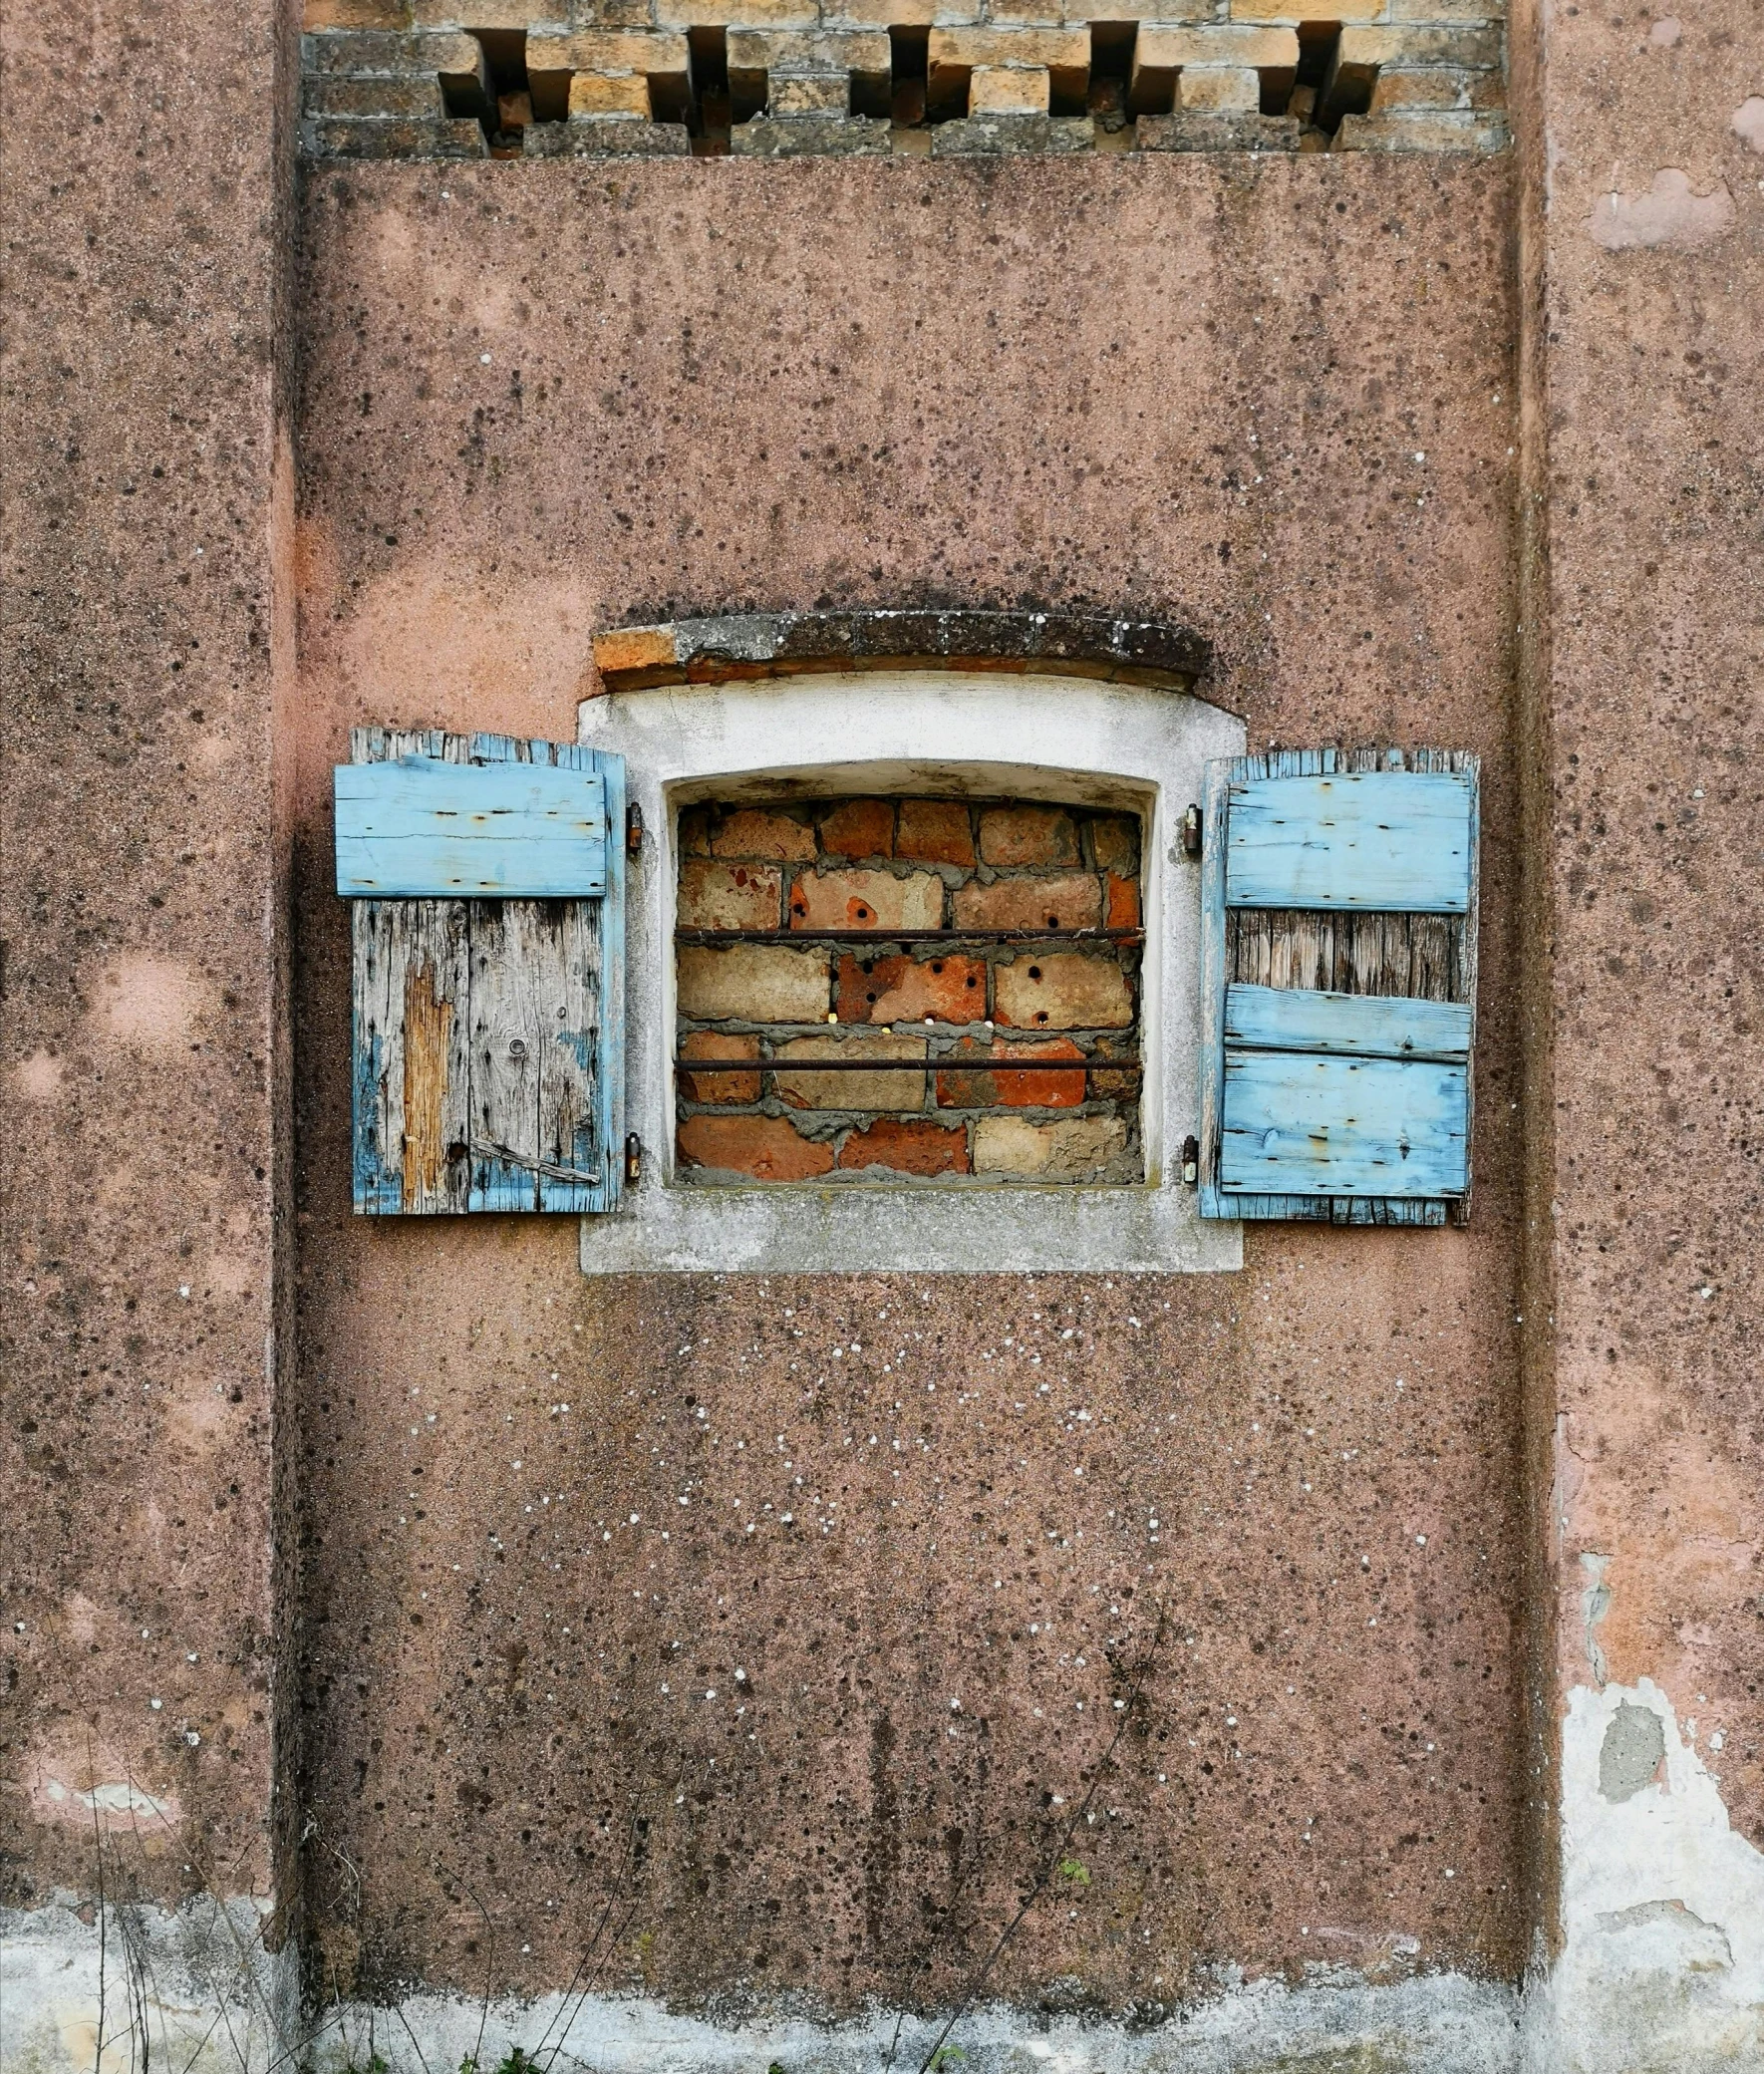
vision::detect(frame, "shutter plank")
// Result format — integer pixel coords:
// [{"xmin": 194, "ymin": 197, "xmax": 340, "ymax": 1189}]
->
[
  {"xmin": 1225, "ymin": 770, "xmax": 1474, "ymax": 913},
  {"xmin": 535, "ymin": 898, "xmax": 605, "ymax": 1212},
  {"xmin": 335, "ymin": 758, "xmax": 607, "ymax": 897},
  {"xmin": 1220, "ymin": 1051, "xmax": 1469, "ymax": 1197},
  {"xmin": 352, "ymin": 901, "xmax": 406, "ymax": 1215},
  {"xmin": 1224, "ymin": 983, "xmax": 1471, "ymax": 1061},
  {"xmin": 398, "ymin": 901, "xmax": 472, "ymax": 1213},
  {"xmin": 468, "ymin": 900, "xmax": 550, "ymax": 1212}
]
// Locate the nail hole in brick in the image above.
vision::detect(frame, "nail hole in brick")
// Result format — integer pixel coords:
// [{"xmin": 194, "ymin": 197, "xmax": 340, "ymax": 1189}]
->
[
  {"xmin": 1029, "ymin": 965, "xmax": 1042, "ymax": 981},
  {"xmin": 931, "ymin": 961, "xmax": 945, "ymax": 974},
  {"xmin": 1035, "ymin": 1012, "xmax": 1049, "ymax": 1025},
  {"xmin": 1045, "ymin": 913, "xmax": 1060, "ymax": 928}
]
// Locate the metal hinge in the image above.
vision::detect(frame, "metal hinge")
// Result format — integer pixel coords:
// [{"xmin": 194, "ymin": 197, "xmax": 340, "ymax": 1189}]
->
[
  {"xmin": 624, "ymin": 1133, "xmax": 643, "ymax": 1186},
  {"xmin": 627, "ymin": 802, "xmax": 644, "ymax": 855},
  {"xmin": 1181, "ymin": 1134, "xmax": 1200, "ymax": 1187},
  {"xmin": 1181, "ymin": 803, "xmax": 1203, "ymax": 859}
]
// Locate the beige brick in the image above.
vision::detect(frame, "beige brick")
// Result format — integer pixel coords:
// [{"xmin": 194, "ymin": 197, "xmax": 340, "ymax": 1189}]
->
[
  {"xmin": 677, "ymin": 1113, "xmax": 834, "ymax": 1182},
  {"xmin": 676, "ymin": 859, "xmax": 782, "ymax": 931},
  {"xmin": 305, "ymin": 0, "xmax": 413, "ymax": 27},
  {"xmin": 973, "ymin": 1113, "xmax": 1129, "ymax": 1179},
  {"xmin": 969, "ymin": 64, "xmax": 1050, "ymax": 114},
  {"xmin": 569, "ymin": 69, "xmax": 653, "ymax": 114},
  {"xmin": 1228, "ymin": 0, "xmax": 1383, "ymax": 17},
  {"xmin": 1368, "ymin": 64, "xmax": 1482, "ymax": 111},
  {"xmin": 302, "ymin": 28, "xmax": 483, "ymax": 74},
  {"xmin": 951, "ymin": 873, "xmax": 1101, "ymax": 932},
  {"xmin": 978, "ymin": 802, "xmax": 1080, "ymax": 867},
  {"xmin": 1134, "ymin": 23, "xmax": 1299, "ymax": 70},
  {"xmin": 677, "ymin": 1032, "xmax": 760, "ymax": 1105},
  {"xmin": 304, "ymin": 74, "xmax": 445, "ymax": 114},
  {"xmin": 994, "ymin": 952, "xmax": 1133, "ymax": 1030},
  {"xmin": 727, "ymin": 26, "xmax": 890, "ymax": 73},
  {"xmin": 1386, "ymin": 0, "xmax": 1505, "ymax": 18},
  {"xmin": 821, "ymin": 0, "xmax": 948, "ymax": 26},
  {"xmin": 709, "ymin": 806, "xmax": 817, "ymax": 861},
  {"xmin": 789, "ymin": 868, "xmax": 945, "ymax": 932},
  {"xmin": 677, "ymin": 943, "xmax": 829, "ymax": 1023},
  {"xmin": 774, "ymin": 1032, "xmax": 928, "ymax": 1111},
  {"xmin": 410, "ymin": 0, "xmax": 535, "ymax": 24},
  {"xmin": 1178, "ymin": 64, "xmax": 1260, "ymax": 111},
  {"xmin": 655, "ymin": 0, "xmax": 816, "ymax": 25},
  {"xmin": 1334, "ymin": 21, "xmax": 1502, "ymax": 70},
  {"xmin": 768, "ymin": 74, "xmax": 850, "ymax": 113},
  {"xmin": 1332, "ymin": 107, "xmax": 1508, "ymax": 149}
]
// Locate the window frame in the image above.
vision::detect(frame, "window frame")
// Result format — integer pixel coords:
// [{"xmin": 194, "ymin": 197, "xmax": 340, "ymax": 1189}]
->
[{"xmin": 576, "ymin": 669, "xmax": 1245, "ymax": 1276}]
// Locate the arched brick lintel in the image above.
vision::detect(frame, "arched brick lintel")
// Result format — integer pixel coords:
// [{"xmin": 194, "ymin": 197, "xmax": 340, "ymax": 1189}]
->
[{"xmin": 591, "ymin": 608, "xmax": 1212, "ymax": 695}]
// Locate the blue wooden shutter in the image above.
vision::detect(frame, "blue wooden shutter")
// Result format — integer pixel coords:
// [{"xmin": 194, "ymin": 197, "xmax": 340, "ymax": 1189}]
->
[
  {"xmin": 336, "ymin": 729, "xmax": 626, "ymax": 1215},
  {"xmin": 1197, "ymin": 747, "xmax": 1478, "ymax": 1226}
]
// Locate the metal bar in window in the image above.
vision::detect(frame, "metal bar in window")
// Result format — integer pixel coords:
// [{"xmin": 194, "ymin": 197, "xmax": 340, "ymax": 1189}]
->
[
  {"xmin": 671, "ymin": 1058, "xmax": 1141, "ymax": 1073},
  {"xmin": 673, "ymin": 927, "xmax": 1145, "ymax": 945}
]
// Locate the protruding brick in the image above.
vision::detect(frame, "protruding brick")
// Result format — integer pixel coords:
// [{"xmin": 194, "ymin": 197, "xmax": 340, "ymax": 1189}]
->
[
  {"xmin": 970, "ymin": 65, "xmax": 1050, "ymax": 115},
  {"xmin": 658, "ymin": 0, "xmax": 817, "ymax": 24},
  {"xmin": 677, "ymin": 859, "xmax": 783, "ymax": 931},
  {"xmin": 1106, "ymin": 873, "xmax": 1141, "ymax": 930},
  {"xmin": 1332, "ymin": 108, "xmax": 1508, "ymax": 150},
  {"xmin": 728, "ymin": 25, "xmax": 891, "ymax": 106},
  {"xmin": 767, "ymin": 74, "xmax": 850, "ymax": 115},
  {"xmin": 710, "ymin": 807, "xmax": 818, "ymax": 861},
  {"xmin": 978, "ymin": 803, "xmax": 1080, "ymax": 867},
  {"xmin": 936, "ymin": 1037, "xmax": 1087, "ymax": 1110},
  {"xmin": 678, "ymin": 943, "xmax": 829, "ymax": 1023},
  {"xmin": 817, "ymin": 797, "xmax": 895, "ymax": 857},
  {"xmin": 838, "ymin": 1117, "xmax": 970, "ymax": 1175},
  {"xmin": 928, "ymin": 25, "xmax": 1088, "ymax": 112},
  {"xmin": 836, "ymin": 952, "xmax": 986, "ymax": 1025},
  {"xmin": 1323, "ymin": 21, "xmax": 1500, "ymax": 119},
  {"xmin": 593, "ymin": 624, "xmax": 679, "ymax": 679},
  {"xmin": 570, "ymin": 71, "xmax": 654, "ymax": 116},
  {"xmin": 526, "ymin": 30, "xmax": 692, "ymax": 118},
  {"xmin": 774, "ymin": 1032, "xmax": 927, "ymax": 1110},
  {"xmin": 951, "ymin": 873, "xmax": 1101, "ymax": 932},
  {"xmin": 1131, "ymin": 22, "xmax": 1296, "ymax": 112},
  {"xmin": 678, "ymin": 1113, "xmax": 834, "ymax": 1181},
  {"xmin": 305, "ymin": 74, "xmax": 445, "ymax": 115},
  {"xmin": 789, "ymin": 869, "xmax": 944, "ymax": 932},
  {"xmin": 896, "ymin": 799, "xmax": 975, "ymax": 866},
  {"xmin": 1178, "ymin": 64, "xmax": 1260, "ymax": 112},
  {"xmin": 732, "ymin": 113, "xmax": 892, "ymax": 153},
  {"xmin": 972, "ymin": 1113, "xmax": 1130, "ymax": 1179},
  {"xmin": 1368, "ymin": 65, "xmax": 1495, "ymax": 112},
  {"xmin": 677, "ymin": 1033, "xmax": 761, "ymax": 1104},
  {"xmin": 995, "ymin": 952, "xmax": 1132, "ymax": 1030},
  {"xmin": 303, "ymin": 113, "xmax": 487, "ymax": 154}
]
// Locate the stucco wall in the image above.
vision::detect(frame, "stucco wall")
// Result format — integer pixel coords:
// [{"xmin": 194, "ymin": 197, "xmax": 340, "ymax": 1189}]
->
[{"xmin": 287, "ymin": 152, "xmax": 1528, "ymax": 2023}]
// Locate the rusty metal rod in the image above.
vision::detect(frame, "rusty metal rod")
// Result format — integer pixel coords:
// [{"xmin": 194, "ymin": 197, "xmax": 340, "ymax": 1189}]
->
[
  {"xmin": 673, "ymin": 928, "xmax": 1144, "ymax": 945},
  {"xmin": 672, "ymin": 1058, "xmax": 1141, "ymax": 1073}
]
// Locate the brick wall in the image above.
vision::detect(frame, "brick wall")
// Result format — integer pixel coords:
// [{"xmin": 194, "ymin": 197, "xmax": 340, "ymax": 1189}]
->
[
  {"xmin": 673, "ymin": 795, "xmax": 1143, "ymax": 1183},
  {"xmin": 300, "ymin": 6, "xmax": 1508, "ymax": 159}
]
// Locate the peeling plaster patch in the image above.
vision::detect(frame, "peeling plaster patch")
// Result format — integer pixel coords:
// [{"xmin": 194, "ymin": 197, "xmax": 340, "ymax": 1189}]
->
[
  {"xmin": 297, "ymin": 1973, "xmax": 1522, "ymax": 2074},
  {"xmin": 1546, "ymin": 1679, "xmax": 1764, "ymax": 2072},
  {"xmin": 1, "ymin": 1900, "xmax": 293, "ymax": 2074},
  {"xmin": 31, "ymin": 1769, "xmax": 180, "ymax": 1830},
  {"xmin": 1579, "ymin": 1551, "xmax": 1611, "ymax": 1684},
  {"xmin": 11, "ymin": 1050, "xmax": 64, "ymax": 1102},
  {"xmin": 1647, "ymin": 15, "xmax": 1681, "ymax": 45},
  {"xmin": 1732, "ymin": 98, "xmax": 1764, "ymax": 155},
  {"xmin": 1586, "ymin": 170, "xmax": 1736, "ymax": 250},
  {"xmin": 95, "ymin": 955, "xmax": 207, "ymax": 1053}
]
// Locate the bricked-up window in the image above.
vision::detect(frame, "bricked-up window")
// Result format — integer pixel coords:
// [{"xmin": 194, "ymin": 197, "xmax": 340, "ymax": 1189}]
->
[{"xmin": 671, "ymin": 794, "xmax": 1144, "ymax": 1184}]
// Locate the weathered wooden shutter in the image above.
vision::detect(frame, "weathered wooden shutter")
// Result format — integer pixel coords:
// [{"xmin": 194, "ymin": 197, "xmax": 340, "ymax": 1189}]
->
[
  {"xmin": 335, "ymin": 729, "xmax": 626, "ymax": 1215},
  {"xmin": 1197, "ymin": 747, "xmax": 1478, "ymax": 1226}
]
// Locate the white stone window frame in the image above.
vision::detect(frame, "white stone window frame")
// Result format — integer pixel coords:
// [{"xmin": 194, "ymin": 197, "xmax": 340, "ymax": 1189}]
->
[{"xmin": 577, "ymin": 670, "xmax": 1245, "ymax": 1275}]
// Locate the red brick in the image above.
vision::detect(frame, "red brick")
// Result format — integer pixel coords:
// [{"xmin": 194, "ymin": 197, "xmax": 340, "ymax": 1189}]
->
[
  {"xmin": 677, "ymin": 943, "xmax": 829, "ymax": 1023},
  {"xmin": 1089, "ymin": 815, "xmax": 1140, "ymax": 873},
  {"xmin": 935, "ymin": 1036, "xmax": 1087, "ymax": 1109},
  {"xmin": 817, "ymin": 797, "xmax": 895, "ymax": 858},
  {"xmin": 677, "ymin": 1032, "xmax": 760, "ymax": 1104},
  {"xmin": 972, "ymin": 1113, "xmax": 1129, "ymax": 1179},
  {"xmin": 994, "ymin": 952, "xmax": 1133, "ymax": 1029},
  {"xmin": 773, "ymin": 1032, "xmax": 927, "ymax": 1110},
  {"xmin": 951, "ymin": 873, "xmax": 1102, "ymax": 933},
  {"xmin": 789, "ymin": 868, "xmax": 943, "ymax": 931},
  {"xmin": 710, "ymin": 806, "xmax": 817, "ymax": 861},
  {"xmin": 677, "ymin": 1113, "xmax": 834, "ymax": 1181},
  {"xmin": 677, "ymin": 859, "xmax": 783, "ymax": 931},
  {"xmin": 835, "ymin": 951, "xmax": 986, "ymax": 1025},
  {"xmin": 978, "ymin": 803, "xmax": 1079, "ymax": 867},
  {"xmin": 837, "ymin": 1117, "xmax": 970, "ymax": 1175},
  {"xmin": 895, "ymin": 798, "xmax": 976, "ymax": 866},
  {"xmin": 1106, "ymin": 872, "xmax": 1141, "ymax": 930}
]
